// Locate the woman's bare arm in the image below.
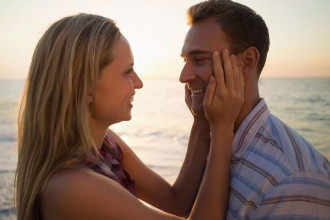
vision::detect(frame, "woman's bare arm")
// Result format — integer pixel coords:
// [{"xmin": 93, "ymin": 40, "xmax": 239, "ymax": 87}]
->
[{"xmin": 40, "ymin": 50, "xmax": 243, "ymax": 220}]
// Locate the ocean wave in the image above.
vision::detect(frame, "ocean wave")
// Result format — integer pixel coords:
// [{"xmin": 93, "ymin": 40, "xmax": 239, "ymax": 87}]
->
[
  {"xmin": 0, "ymin": 133, "xmax": 17, "ymax": 142},
  {"xmin": 306, "ymin": 113, "xmax": 330, "ymax": 121},
  {"xmin": 299, "ymin": 127, "xmax": 313, "ymax": 132},
  {"xmin": 295, "ymin": 96, "xmax": 325, "ymax": 103},
  {"xmin": 0, "ymin": 207, "xmax": 16, "ymax": 215},
  {"xmin": 0, "ymin": 169, "xmax": 16, "ymax": 174},
  {"xmin": 117, "ymin": 129, "xmax": 189, "ymax": 141}
]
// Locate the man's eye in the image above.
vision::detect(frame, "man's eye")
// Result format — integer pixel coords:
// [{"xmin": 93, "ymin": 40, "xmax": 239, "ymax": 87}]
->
[
  {"xmin": 194, "ymin": 57, "xmax": 207, "ymax": 63},
  {"xmin": 182, "ymin": 58, "xmax": 187, "ymax": 63}
]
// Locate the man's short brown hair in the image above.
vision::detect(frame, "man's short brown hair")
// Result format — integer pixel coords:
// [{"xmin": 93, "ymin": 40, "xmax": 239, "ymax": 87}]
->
[{"xmin": 188, "ymin": 0, "xmax": 270, "ymax": 74}]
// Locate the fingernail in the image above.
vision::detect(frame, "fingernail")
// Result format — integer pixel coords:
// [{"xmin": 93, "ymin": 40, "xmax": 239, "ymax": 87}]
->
[{"xmin": 214, "ymin": 51, "xmax": 218, "ymax": 57}]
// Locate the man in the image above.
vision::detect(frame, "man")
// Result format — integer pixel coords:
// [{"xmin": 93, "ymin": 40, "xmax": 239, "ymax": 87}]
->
[{"xmin": 180, "ymin": 0, "xmax": 330, "ymax": 219}]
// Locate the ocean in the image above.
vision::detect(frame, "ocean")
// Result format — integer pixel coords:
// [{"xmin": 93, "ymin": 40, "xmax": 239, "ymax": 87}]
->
[{"xmin": 0, "ymin": 77, "xmax": 329, "ymax": 219}]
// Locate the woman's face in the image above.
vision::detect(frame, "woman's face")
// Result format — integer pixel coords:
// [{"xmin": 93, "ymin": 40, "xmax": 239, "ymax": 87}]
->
[{"xmin": 91, "ymin": 35, "xmax": 143, "ymax": 126}]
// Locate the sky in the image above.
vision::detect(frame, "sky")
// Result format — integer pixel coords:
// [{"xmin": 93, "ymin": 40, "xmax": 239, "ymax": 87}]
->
[{"xmin": 0, "ymin": 0, "xmax": 329, "ymax": 80}]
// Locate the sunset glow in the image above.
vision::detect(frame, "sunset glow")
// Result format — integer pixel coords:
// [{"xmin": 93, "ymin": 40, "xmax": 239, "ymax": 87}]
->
[{"xmin": 0, "ymin": 0, "xmax": 329, "ymax": 79}]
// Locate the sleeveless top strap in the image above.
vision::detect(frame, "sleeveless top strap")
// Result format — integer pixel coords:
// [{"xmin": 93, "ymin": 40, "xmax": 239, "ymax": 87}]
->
[{"xmin": 87, "ymin": 135, "xmax": 136, "ymax": 196}]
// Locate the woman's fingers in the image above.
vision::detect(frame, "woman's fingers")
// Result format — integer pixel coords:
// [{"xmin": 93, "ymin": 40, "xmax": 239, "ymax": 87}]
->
[
  {"xmin": 185, "ymin": 83, "xmax": 191, "ymax": 97},
  {"xmin": 203, "ymin": 76, "xmax": 216, "ymax": 107},
  {"xmin": 204, "ymin": 50, "xmax": 244, "ymax": 125},
  {"xmin": 222, "ymin": 50, "xmax": 234, "ymax": 90},
  {"xmin": 212, "ymin": 51, "xmax": 225, "ymax": 93},
  {"xmin": 184, "ymin": 83, "xmax": 194, "ymax": 112},
  {"xmin": 231, "ymin": 54, "xmax": 239, "ymax": 89},
  {"xmin": 238, "ymin": 68, "xmax": 244, "ymax": 99}
]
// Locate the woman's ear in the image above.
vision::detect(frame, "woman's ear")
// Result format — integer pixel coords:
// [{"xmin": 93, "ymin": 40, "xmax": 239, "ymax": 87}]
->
[
  {"xmin": 88, "ymin": 96, "xmax": 93, "ymax": 103},
  {"xmin": 88, "ymin": 92, "xmax": 94, "ymax": 104},
  {"xmin": 240, "ymin": 47, "xmax": 259, "ymax": 73}
]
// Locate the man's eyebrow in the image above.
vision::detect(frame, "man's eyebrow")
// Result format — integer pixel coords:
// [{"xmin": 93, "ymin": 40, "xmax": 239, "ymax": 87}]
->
[{"xmin": 181, "ymin": 49, "xmax": 213, "ymax": 57}]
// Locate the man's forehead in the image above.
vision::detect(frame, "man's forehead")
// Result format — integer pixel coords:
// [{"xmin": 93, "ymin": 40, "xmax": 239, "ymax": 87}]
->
[
  {"xmin": 181, "ymin": 20, "xmax": 228, "ymax": 56},
  {"xmin": 181, "ymin": 37, "xmax": 219, "ymax": 57},
  {"xmin": 186, "ymin": 18, "xmax": 223, "ymax": 37}
]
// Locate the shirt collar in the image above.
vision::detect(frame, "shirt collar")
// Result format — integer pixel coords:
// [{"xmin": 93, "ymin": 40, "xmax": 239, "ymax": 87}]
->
[{"xmin": 232, "ymin": 98, "xmax": 270, "ymax": 157}]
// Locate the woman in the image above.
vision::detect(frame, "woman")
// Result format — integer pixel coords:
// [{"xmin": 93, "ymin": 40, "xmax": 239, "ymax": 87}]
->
[{"xmin": 15, "ymin": 14, "xmax": 244, "ymax": 219}]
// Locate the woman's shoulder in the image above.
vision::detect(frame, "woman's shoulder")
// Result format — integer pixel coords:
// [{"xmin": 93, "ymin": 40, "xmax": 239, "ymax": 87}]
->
[
  {"xmin": 40, "ymin": 168, "xmax": 99, "ymax": 205},
  {"xmin": 39, "ymin": 167, "xmax": 162, "ymax": 220},
  {"xmin": 39, "ymin": 167, "xmax": 127, "ymax": 219},
  {"xmin": 41, "ymin": 168, "xmax": 97, "ymax": 194}
]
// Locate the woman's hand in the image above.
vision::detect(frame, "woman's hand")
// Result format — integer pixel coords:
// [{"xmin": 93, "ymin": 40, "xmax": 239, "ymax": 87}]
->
[{"xmin": 203, "ymin": 50, "xmax": 244, "ymax": 130}]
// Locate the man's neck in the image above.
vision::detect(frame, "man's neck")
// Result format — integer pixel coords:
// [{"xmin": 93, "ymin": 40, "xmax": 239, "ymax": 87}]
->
[{"xmin": 234, "ymin": 83, "xmax": 261, "ymax": 133}]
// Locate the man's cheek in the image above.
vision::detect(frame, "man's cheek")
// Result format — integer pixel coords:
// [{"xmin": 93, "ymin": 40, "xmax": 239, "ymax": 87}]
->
[{"xmin": 197, "ymin": 65, "xmax": 213, "ymax": 82}]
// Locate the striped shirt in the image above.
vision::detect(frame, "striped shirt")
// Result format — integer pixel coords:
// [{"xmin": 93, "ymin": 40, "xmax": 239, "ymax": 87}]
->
[{"xmin": 227, "ymin": 99, "xmax": 330, "ymax": 220}]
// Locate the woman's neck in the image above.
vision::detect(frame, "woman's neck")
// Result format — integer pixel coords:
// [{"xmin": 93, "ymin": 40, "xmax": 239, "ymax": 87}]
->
[{"xmin": 89, "ymin": 119, "xmax": 108, "ymax": 150}]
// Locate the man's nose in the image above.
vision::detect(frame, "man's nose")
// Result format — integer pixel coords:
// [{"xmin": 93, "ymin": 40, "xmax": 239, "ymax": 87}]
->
[{"xmin": 179, "ymin": 63, "xmax": 196, "ymax": 83}]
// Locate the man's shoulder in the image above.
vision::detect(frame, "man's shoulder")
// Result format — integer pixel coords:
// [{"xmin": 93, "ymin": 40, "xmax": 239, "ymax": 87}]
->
[
  {"xmin": 252, "ymin": 170, "xmax": 330, "ymax": 219},
  {"xmin": 259, "ymin": 113, "xmax": 330, "ymax": 175},
  {"xmin": 229, "ymin": 134, "xmax": 330, "ymax": 219},
  {"xmin": 228, "ymin": 166, "xmax": 330, "ymax": 219},
  {"xmin": 228, "ymin": 110, "xmax": 330, "ymax": 219}
]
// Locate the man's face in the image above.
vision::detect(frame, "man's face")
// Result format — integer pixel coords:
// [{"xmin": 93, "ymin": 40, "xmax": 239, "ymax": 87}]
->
[{"xmin": 180, "ymin": 18, "xmax": 231, "ymax": 116}]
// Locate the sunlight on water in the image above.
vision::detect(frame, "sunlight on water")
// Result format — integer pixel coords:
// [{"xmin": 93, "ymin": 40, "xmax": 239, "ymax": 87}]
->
[{"xmin": 0, "ymin": 78, "xmax": 329, "ymax": 218}]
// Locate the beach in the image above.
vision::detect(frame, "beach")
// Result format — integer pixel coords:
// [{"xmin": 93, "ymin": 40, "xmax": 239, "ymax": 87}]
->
[{"xmin": 0, "ymin": 77, "xmax": 329, "ymax": 219}]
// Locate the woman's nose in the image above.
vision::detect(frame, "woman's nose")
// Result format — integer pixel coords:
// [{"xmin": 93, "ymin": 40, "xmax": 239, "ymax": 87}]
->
[{"xmin": 133, "ymin": 72, "xmax": 143, "ymax": 89}]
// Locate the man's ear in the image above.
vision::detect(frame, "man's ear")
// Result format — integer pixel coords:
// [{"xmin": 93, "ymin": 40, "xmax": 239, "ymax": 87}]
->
[{"xmin": 240, "ymin": 47, "xmax": 259, "ymax": 73}]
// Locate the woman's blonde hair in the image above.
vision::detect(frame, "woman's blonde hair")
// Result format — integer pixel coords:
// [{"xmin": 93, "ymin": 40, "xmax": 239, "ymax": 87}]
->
[{"xmin": 15, "ymin": 13, "xmax": 121, "ymax": 220}]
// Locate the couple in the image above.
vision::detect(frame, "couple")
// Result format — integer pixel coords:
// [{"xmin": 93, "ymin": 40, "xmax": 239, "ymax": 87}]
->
[{"xmin": 15, "ymin": 0, "xmax": 330, "ymax": 219}]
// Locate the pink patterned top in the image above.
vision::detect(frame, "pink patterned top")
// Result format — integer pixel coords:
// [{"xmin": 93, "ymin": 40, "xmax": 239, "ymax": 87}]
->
[{"xmin": 87, "ymin": 135, "xmax": 136, "ymax": 196}]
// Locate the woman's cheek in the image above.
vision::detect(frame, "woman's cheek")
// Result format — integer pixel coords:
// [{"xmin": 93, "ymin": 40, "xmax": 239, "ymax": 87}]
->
[{"xmin": 128, "ymin": 78, "xmax": 134, "ymax": 93}]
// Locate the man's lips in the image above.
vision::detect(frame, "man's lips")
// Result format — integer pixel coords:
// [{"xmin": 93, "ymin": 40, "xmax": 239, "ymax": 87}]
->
[{"xmin": 190, "ymin": 88, "xmax": 206, "ymax": 95}]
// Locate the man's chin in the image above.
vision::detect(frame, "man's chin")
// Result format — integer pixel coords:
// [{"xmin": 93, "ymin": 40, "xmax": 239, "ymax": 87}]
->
[{"xmin": 190, "ymin": 94, "xmax": 206, "ymax": 116}]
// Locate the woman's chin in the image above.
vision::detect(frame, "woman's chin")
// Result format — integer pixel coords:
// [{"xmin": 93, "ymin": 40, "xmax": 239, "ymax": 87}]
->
[
  {"xmin": 110, "ymin": 114, "xmax": 132, "ymax": 125},
  {"xmin": 124, "ymin": 113, "xmax": 132, "ymax": 121}
]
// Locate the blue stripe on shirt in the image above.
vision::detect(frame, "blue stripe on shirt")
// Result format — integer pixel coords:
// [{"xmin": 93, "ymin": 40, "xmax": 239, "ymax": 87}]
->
[
  {"xmin": 245, "ymin": 146, "xmax": 292, "ymax": 176},
  {"xmin": 227, "ymin": 99, "xmax": 330, "ymax": 220}
]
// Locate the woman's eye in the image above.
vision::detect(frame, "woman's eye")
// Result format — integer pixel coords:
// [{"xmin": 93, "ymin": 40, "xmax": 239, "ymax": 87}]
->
[{"xmin": 126, "ymin": 69, "xmax": 133, "ymax": 75}]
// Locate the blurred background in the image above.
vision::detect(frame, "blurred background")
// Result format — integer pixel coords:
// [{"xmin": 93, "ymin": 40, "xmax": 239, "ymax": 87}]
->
[{"xmin": 1, "ymin": 0, "xmax": 329, "ymax": 219}]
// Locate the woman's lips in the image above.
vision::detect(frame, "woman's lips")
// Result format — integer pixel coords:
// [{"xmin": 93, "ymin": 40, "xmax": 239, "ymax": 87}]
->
[{"xmin": 128, "ymin": 94, "xmax": 134, "ymax": 107}]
